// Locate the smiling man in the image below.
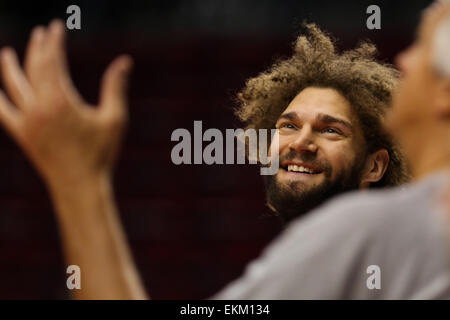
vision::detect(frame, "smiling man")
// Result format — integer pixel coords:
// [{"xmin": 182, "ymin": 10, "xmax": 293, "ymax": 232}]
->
[
  {"xmin": 266, "ymin": 87, "xmax": 385, "ymax": 223},
  {"xmin": 236, "ymin": 25, "xmax": 408, "ymax": 223}
]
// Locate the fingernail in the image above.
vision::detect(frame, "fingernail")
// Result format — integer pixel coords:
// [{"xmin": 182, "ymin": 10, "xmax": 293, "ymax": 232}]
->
[
  {"xmin": 49, "ymin": 19, "xmax": 63, "ymax": 33},
  {"xmin": 32, "ymin": 26, "xmax": 44, "ymax": 42},
  {"xmin": 120, "ymin": 56, "xmax": 134, "ymax": 73},
  {"xmin": 1, "ymin": 47, "xmax": 13, "ymax": 60}
]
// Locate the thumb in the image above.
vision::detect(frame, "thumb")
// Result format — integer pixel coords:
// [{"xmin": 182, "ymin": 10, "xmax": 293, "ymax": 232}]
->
[{"xmin": 99, "ymin": 55, "xmax": 133, "ymax": 120}]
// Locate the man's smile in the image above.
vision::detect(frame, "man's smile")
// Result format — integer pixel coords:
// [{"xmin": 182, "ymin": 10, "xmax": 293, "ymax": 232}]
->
[{"xmin": 278, "ymin": 160, "xmax": 325, "ymax": 181}]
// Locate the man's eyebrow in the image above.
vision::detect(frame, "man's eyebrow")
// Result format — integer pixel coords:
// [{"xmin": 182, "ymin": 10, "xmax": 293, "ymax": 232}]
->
[
  {"xmin": 276, "ymin": 112, "xmax": 354, "ymax": 131},
  {"xmin": 317, "ymin": 113, "xmax": 354, "ymax": 131},
  {"xmin": 276, "ymin": 112, "xmax": 299, "ymax": 123}
]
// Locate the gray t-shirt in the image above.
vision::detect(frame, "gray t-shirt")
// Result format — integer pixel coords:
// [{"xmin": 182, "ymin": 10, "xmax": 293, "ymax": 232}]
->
[{"xmin": 212, "ymin": 171, "xmax": 450, "ymax": 299}]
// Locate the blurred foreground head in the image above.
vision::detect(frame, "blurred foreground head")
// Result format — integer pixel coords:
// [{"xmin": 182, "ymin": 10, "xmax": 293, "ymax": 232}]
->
[{"xmin": 389, "ymin": 0, "xmax": 450, "ymax": 179}]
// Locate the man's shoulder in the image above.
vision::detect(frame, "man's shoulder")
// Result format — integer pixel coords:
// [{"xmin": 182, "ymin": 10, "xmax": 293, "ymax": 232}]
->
[
  {"xmin": 213, "ymin": 172, "xmax": 450, "ymax": 299},
  {"xmin": 280, "ymin": 173, "xmax": 450, "ymax": 299},
  {"xmin": 287, "ymin": 172, "xmax": 449, "ymax": 246}
]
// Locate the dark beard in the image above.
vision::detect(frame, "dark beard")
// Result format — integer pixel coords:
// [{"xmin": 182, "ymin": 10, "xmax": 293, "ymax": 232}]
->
[{"xmin": 262, "ymin": 152, "xmax": 366, "ymax": 225}]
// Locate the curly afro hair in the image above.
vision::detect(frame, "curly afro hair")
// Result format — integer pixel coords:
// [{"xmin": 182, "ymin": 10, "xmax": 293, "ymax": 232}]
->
[{"xmin": 235, "ymin": 23, "xmax": 409, "ymax": 187}]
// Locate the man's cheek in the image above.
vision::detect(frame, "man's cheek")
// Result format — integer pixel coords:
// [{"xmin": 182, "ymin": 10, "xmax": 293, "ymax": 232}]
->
[{"xmin": 325, "ymin": 151, "xmax": 354, "ymax": 180}]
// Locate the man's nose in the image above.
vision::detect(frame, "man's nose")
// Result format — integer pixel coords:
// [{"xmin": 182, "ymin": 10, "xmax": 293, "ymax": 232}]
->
[{"xmin": 287, "ymin": 125, "xmax": 318, "ymax": 153}]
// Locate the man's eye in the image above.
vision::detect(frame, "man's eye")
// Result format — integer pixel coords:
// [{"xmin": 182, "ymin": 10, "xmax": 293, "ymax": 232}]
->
[
  {"xmin": 323, "ymin": 128, "xmax": 341, "ymax": 134},
  {"xmin": 280, "ymin": 123, "xmax": 295, "ymax": 129}
]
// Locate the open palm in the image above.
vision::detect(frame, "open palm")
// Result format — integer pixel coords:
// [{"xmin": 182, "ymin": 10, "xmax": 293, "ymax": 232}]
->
[{"xmin": 0, "ymin": 20, "xmax": 132, "ymax": 188}]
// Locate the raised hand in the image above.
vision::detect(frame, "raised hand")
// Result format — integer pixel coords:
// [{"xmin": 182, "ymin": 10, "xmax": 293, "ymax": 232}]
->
[
  {"xmin": 0, "ymin": 20, "xmax": 133, "ymax": 190},
  {"xmin": 0, "ymin": 20, "xmax": 148, "ymax": 299}
]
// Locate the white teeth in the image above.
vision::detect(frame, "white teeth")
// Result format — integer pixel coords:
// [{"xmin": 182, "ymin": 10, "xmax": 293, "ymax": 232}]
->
[{"xmin": 287, "ymin": 165, "xmax": 316, "ymax": 173}]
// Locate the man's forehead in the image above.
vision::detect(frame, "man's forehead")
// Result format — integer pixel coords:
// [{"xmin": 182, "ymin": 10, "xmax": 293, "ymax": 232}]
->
[{"xmin": 281, "ymin": 87, "xmax": 353, "ymax": 122}]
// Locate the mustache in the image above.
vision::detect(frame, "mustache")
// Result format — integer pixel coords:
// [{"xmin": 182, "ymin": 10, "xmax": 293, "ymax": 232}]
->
[{"xmin": 279, "ymin": 150, "xmax": 332, "ymax": 175}]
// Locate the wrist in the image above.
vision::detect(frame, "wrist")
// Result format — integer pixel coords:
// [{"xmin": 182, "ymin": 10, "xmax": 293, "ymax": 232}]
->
[
  {"xmin": 47, "ymin": 170, "xmax": 115, "ymax": 219},
  {"xmin": 46, "ymin": 169, "xmax": 112, "ymax": 195}
]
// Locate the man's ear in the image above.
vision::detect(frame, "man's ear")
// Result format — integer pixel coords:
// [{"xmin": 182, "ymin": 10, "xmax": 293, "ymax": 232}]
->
[
  {"xmin": 360, "ymin": 149, "xmax": 390, "ymax": 188},
  {"xmin": 434, "ymin": 79, "xmax": 450, "ymax": 118}
]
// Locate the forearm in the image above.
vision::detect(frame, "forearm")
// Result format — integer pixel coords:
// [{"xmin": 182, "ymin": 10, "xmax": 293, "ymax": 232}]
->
[{"xmin": 49, "ymin": 173, "xmax": 148, "ymax": 300}]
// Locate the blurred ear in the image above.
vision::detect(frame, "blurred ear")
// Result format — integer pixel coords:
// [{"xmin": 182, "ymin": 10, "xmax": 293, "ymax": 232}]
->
[
  {"xmin": 434, "ymin": 79, "xmax": 450, "ymax": 118},
  {"xmin": 359, "ymin": 149, "xmax": 390, "ymax": 188}
]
